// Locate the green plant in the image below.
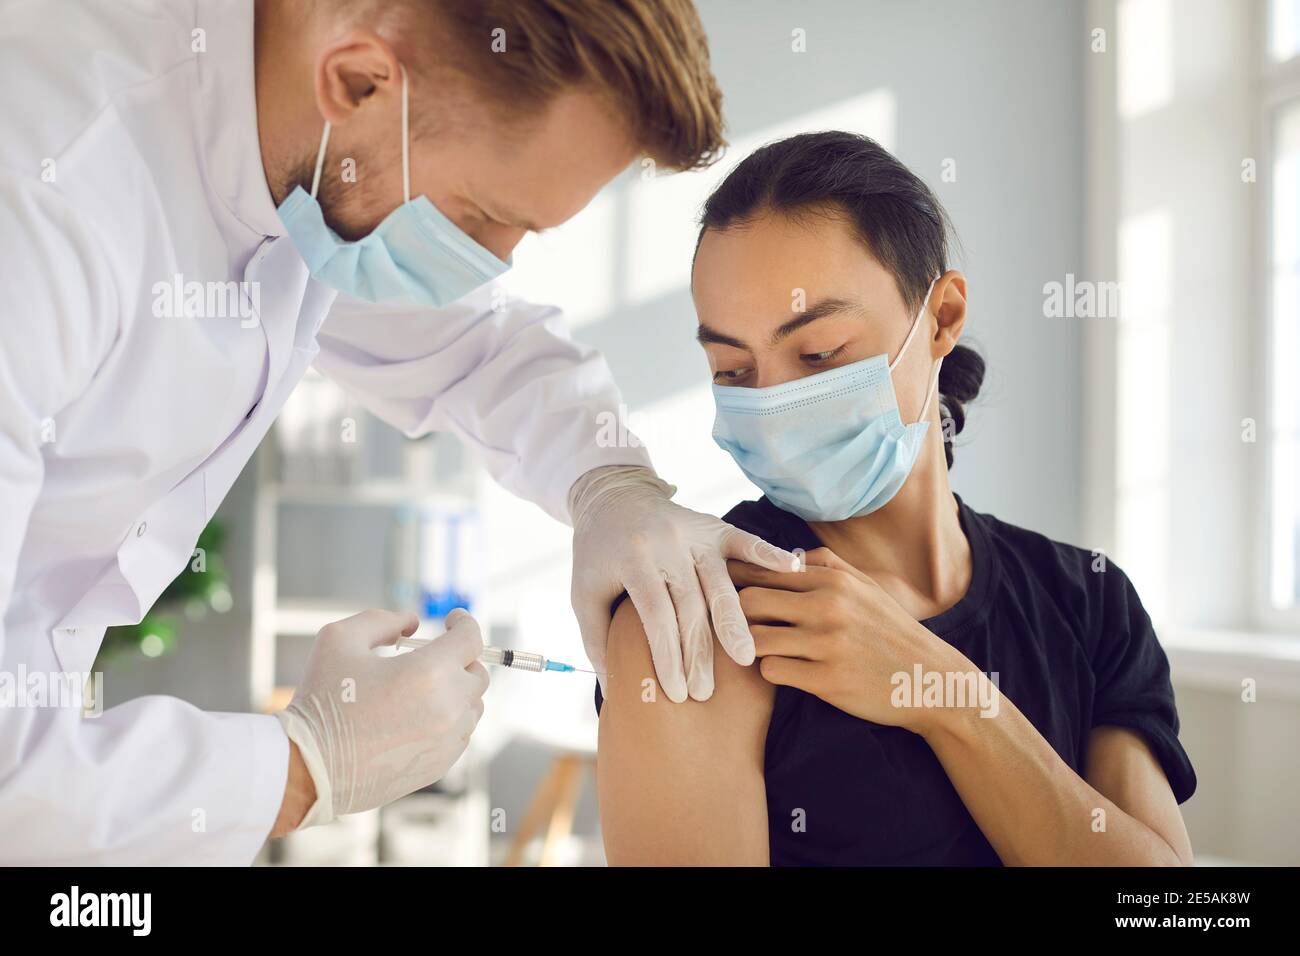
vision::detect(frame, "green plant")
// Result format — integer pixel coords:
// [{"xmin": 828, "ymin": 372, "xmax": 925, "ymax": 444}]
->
[{"xmin": 97, "ymin": 520, "xmax": 232, "ymax": 664}]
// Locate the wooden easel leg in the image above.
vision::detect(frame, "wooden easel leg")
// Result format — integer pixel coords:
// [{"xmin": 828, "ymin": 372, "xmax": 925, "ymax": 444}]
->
[
  {"xmin": 538, "ymin": 755, "xmax": 585, "ymax": 867},
  {"xmin": 504, "ymin": 757, "xmax": 567, "ymax": 867}
]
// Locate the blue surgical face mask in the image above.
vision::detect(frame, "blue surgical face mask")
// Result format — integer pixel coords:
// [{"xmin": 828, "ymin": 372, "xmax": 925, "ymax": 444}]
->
[
  {"xmin": 711, "ymin": 278, "xmax": 942, "ymax": 522},
  {"xmin": 276, "ymin": 65, "xmax": 510, "ymax": 306}
]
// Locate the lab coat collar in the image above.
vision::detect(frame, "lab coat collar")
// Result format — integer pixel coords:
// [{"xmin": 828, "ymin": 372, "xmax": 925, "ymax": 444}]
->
[{"xmin": 193, "ymin": 0, "xmax": 285, "ymax": 240}]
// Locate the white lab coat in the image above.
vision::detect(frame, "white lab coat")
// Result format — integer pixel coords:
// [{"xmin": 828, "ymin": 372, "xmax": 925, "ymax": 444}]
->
[{"xmin": 0, "ymin": 0, "xmax": 649, "ymax": 863}]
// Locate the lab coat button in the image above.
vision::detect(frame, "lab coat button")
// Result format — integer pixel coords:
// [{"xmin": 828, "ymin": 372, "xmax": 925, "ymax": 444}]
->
[{"xmin": 136, "ymin": 521, "xmax": 147, "ymax": 538}]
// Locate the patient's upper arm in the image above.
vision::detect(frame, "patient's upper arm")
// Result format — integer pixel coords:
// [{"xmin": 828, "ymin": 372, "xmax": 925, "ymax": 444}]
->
[{"xmin": 596, "ymin": 598, "xmax": 774, "ymax": 865}]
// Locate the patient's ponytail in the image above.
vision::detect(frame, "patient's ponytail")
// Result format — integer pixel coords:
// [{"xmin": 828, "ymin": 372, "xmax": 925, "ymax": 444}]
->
[
  {"xmin": 937, "ymin": 344, "xmax": 984, "ymax": 469},
  {"xmin": 697, "ymin": 130, "xmax": 984, "ymax": 469}
]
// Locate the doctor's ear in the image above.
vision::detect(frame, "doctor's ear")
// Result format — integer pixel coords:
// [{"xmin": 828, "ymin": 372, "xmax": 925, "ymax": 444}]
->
[
  {"xmin": 931, "ymin": 271, "xmax": 968, "ymax": 356},
  {"xmin": 314, "ymin": 30, "xmax": 401, "ymax": 125}
]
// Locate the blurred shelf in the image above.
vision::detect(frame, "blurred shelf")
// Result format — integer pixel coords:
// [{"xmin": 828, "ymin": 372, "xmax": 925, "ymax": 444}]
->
[
  {"xmin": 250, "ymin": 381, "xmax": 490, "ymax": 864},
  {"xmin": 269, "ymin": 481, "xmax": 473, "ymax": 508},
  {"xmin": 274, "ymin": 599, "xmax": 377, "ymax": 637}
]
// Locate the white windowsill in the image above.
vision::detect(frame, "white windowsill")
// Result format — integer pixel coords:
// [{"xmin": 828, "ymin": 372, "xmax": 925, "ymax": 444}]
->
[{"xmin": 1160, "ymin": 627, "xmax": 1300, "ymax": 698}]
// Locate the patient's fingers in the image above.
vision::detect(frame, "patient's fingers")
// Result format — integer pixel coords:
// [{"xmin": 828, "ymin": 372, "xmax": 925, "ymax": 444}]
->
[
  {"xmin": 697, "ymin": 552, "xmax": 755, "ymax": 666},
  {"xmin": 799, "ymin": 546, "xmax": 854, "ymax": 571},
  {"xmin": 738, "ymin": 585, "xmax": 807, "ymax": 625},
  {"xmin": 626, "ymin": 578, "xmax": 688, "ymax": 703},
  {"xmin": 727, "ymin": 559, "xmax": 827, "ymax": 592},
  {"xmin": 751, "ymin": 624, "xmax": 821, "ymax": 661},
  {"xmin": 667, "ymin": 564, "xmax": 714, "ymax": 701},
  {"xmin": 758, "ymin": 654, "xmax": 819, "ymax": 692}
]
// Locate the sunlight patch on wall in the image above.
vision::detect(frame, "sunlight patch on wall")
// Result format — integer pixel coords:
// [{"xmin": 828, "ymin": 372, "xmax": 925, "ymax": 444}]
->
[
  {"xmin": 1116, "ymin": 207, "xmax": 1173, "ymax": 621},
  {"xmin": 1118, "ymin": 0, "xmax": 1172, "ymax": 120},
  {"xmin": 621, "ymin": 384, "xmax": 757, "ymax": 518},
  {"xmin": 624, "ymin": 89, "xmax": 897, "ymax": 310},
  {"xmin": 1272, "ymin": 0, "xmax": 1300, "ymax": 62},
  {"xmin": 1269, "ymin": 101, "xmax": 1300, "ymax": 606},
  {"xmin": 496, "ymin": 190, "xmax": 618, "ymax": 329}
]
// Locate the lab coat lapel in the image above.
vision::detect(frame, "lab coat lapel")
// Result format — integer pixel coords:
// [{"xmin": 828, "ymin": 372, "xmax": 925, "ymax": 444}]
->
[
  {"xmin": 50, "ymin": 240, "xmax": 332, "ymax": 665},
  {"xmin": 199, "ymin": 236, "xmax": 333, "ymax": 518}
]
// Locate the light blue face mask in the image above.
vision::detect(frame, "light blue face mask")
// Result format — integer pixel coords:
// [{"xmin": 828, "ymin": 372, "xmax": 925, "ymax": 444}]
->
[
  {"xmin": 711, "ymin": 278, "xmax": 942, "ymax": 522},
  {"xmin": 276, "ymin": 65, "xmax": 510, "ymax": 306}
]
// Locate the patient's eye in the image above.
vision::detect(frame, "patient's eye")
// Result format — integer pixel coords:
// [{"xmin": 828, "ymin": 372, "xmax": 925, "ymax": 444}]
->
[
  {"xmin": 713, "ymin": 367, "xmax": 753, "ymax": 384},
  {"xmin": 801, "ymin": 346, "xmax": 846, "ymax": 365}
]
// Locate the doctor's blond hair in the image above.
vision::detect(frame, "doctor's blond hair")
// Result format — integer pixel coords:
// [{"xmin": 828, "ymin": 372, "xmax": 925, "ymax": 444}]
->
[{"xmin": 334, "ymin": 0, "xmax": 725, "ymax": 172}]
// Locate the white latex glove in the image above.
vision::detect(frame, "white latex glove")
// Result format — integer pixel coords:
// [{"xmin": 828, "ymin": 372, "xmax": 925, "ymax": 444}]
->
[
  {"xmin": 569, "ymin": 465, "xmax": 798, "ymax": 702},
  {"xmin": 275, "ymin": 608, "xmax": 488, "ymax": 829}
]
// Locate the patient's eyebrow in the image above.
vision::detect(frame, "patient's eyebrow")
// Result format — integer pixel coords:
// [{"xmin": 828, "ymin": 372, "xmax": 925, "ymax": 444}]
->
[
  {"xmin": 771, "ymin": 297, "xmax": 863, "ymax": 344},
  {"xmin": 696, "ymin": 324, "xmax": 749, "ymax": 349},
  {"xmin": 697, "ymin": 297, "xmax": 865, "ymax": 352}
]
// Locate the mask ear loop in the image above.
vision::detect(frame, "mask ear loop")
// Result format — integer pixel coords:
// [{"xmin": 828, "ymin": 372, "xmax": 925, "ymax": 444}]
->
[
  {"xmin": 888, "ymin": 276, "xmax": 939, "ymax": 373},
  {"xmin": 399, "ymin": 63, "xmax": 410, "ymax": 203},
  {"xmin": 308, "ymin": 64, "xmax": 409, "ymax": 203},
  {"xmin": 888, "ymin": 276, "xmax": 944, "ymax": 425},
  {"xmin": 309, "ymin": 122, "xmax": 332, "ymax": 199},
  {"xmin": 920, "ymin": 356, "xmax": 944, "ymax": 422}
]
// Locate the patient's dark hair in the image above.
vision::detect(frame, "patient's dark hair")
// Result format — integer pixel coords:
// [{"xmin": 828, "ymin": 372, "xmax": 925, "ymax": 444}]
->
[{"xmin": 696, "ymin": 131, "xmax": 984, "ymax": 469}]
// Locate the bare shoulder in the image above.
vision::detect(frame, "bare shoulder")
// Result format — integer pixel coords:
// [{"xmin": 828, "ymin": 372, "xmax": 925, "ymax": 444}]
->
[
  {"xmin": 601, "ymin": 597, "xmax": 773, "ymax": 728},
  {"xmin": 596, "ymin": 597, "xmax": 774, "ymax": 865}
]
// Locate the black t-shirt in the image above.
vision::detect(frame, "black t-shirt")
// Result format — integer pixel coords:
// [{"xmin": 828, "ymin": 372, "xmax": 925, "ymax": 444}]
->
[{"xmin": 596, "ymin": 493, "xmax": 1196, "ymax": 866}]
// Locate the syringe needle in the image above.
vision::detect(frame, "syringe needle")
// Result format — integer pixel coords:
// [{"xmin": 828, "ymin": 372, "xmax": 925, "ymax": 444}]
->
[{"xmin": 396, "ymin": 635, "xmax": 606, "ymax": 677}]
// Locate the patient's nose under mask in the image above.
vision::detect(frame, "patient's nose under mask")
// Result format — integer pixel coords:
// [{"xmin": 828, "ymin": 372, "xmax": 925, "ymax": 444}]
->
[{"xmin": 711, "ymin": 278, "xmax": 942, "ymax": 522}]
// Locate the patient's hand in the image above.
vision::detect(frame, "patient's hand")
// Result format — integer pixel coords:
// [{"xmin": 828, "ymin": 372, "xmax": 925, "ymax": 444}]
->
[{"xmin": 728, "ymin": 548, "xmax": 980, "ymax": 734}]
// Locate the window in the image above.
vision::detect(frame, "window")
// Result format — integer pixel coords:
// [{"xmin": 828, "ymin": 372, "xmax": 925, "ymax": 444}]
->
[
  {"xmin": 1267, "ymin": 2, "xmax": 1300, "ymax": 613},
  {"xmin": 1272, "ymin": 0, "xmax": 1300, "ymax": 62}
]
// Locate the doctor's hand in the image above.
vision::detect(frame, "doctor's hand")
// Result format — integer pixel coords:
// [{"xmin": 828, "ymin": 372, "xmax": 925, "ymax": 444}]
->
[
  {"xmin": 569, "ymin": 465, "xmax": 798, "ymax": 703},
  {"xmin": 274, "ymin": 608, "xmax": 488, "ymax": 830},
  {"xmin": 729, "ymin": 548, "xmax": 980, "ymax": 733}
]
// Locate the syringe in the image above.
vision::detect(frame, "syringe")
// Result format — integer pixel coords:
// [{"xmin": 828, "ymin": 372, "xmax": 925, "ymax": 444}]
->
[{"xmin": 397, "ymin": 635, "xmax": 594, "ymax": 674}]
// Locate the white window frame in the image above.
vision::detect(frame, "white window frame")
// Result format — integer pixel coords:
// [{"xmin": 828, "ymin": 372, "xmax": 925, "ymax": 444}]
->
[{"xmin": 1257, "ymin": 2, "xmax": 1300, "ymax": 630}]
